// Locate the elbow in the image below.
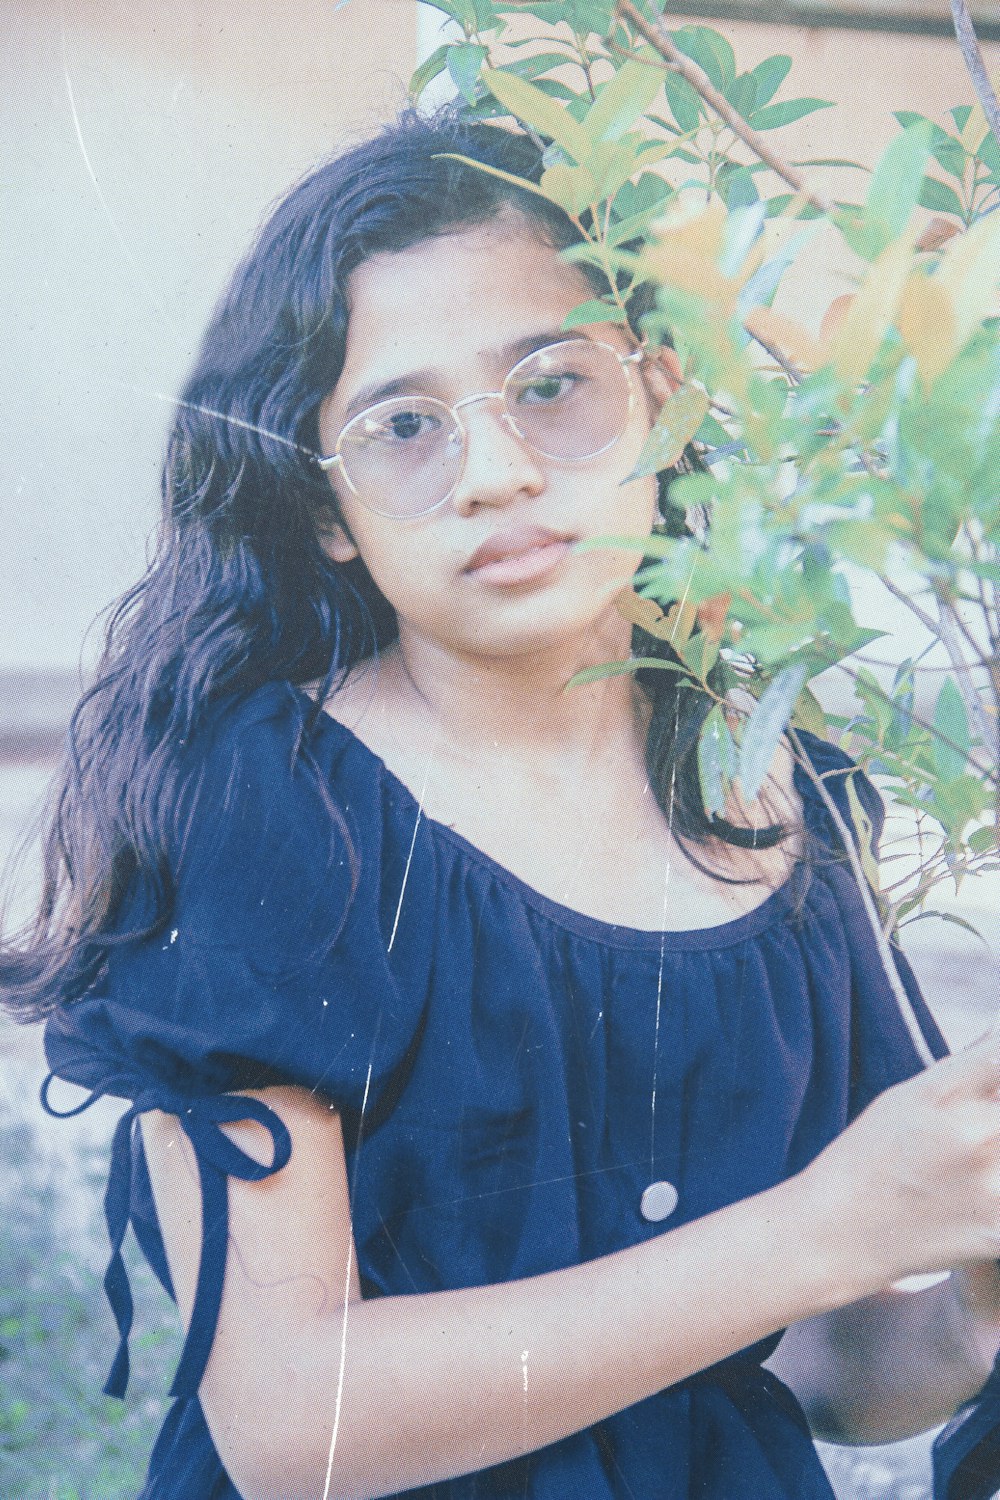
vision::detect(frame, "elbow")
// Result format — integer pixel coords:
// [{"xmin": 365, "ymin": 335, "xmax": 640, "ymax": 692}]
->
[{"xmin": 199, "ymin": 1316, "xmax": 389, "ymax": 1500}]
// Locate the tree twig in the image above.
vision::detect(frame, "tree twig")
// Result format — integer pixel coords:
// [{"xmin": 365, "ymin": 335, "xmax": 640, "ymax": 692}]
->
[
  {"xmin": 949, "ymin": 0, "xmax": 1000, "ymax": 145},
  {"xmin": 614, "ymin": 0, "xmax": 832, "ymax": 215},
  {"xmin": 787, "ymin": 728, "xmax": 937, "ymax": 1068},
  {"xmin": 936, "ymin": 596, "xmax": 998, "ymax": 761}
]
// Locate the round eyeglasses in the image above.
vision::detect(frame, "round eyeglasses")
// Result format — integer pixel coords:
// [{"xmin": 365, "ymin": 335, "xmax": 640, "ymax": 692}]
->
[{"xmin": 316, "ymin": 338, "xmax": 644, "ymax": 519}]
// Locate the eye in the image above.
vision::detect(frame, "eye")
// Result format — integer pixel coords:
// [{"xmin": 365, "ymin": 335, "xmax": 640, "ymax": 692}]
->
[
  {"xmin": 512, "ymin": 371, "xmax": 586, "ymax": 406},
  {"xmin": 364, "ymin": 408, "xmax": 442, "ymax": 443}
]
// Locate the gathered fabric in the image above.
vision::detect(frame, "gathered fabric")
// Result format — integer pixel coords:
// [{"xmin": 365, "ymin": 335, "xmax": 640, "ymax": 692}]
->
[{"xmin": 43, "ymin": 680, "xmax": 947, "ymax": 1499}]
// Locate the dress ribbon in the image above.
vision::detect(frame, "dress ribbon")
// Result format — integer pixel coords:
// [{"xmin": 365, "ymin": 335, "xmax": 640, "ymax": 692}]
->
[{"xmin": 40, "ymin": 1072, "xmax": 292, "ymax": 1400}]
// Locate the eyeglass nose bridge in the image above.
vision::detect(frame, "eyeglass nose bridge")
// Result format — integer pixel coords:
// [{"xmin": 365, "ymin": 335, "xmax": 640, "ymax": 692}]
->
[{"xmin": 450, "ymin": 388, "xmax": 531, "ymax": 448}]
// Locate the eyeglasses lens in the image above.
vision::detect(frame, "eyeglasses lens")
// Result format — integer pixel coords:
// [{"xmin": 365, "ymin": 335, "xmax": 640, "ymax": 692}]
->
[
  {"xmin": 337, "ymin": 341, "xmax": 631, "ymax": 517},
  {"xmin": 503, "ymin": 340, "xmax": 631, "ymax": 462}
]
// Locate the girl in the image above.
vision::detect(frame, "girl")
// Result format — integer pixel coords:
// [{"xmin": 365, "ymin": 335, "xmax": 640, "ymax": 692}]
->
[{"xmin": 6, "ymin": 105, "xmax": 1000, "ymax": 1500}]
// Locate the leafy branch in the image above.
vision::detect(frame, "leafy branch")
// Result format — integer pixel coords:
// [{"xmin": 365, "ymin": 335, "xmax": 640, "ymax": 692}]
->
[{"xmin": 411, "ymin": 0, "xmax": 1000, "ymax": 917}]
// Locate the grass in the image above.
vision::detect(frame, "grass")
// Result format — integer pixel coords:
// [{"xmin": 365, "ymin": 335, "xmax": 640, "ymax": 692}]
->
[{"xmin": 0, "ymin": 1116, "xmax": 179, "ymax": 1500}]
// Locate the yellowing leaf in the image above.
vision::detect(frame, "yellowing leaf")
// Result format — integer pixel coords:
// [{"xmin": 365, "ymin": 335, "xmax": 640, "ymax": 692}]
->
[
  {"xmin": 743, "ymin": 305, "xmax": 826, "ymax": 372},
  {"xmin": 482, "ymin": 66, "xmax": 593, "ymax": 163},
  {"xmin": 540, "ymin": 163, "xmax": 598, "ymax": 216},
  {"xmin": 935, "ymin": 211, "xmax": 1000, "ymax": 348},
  {"xmin": 696, "ymin": 591, "xmax": 731, "ymax": 643},
  {"xmin": 916, "ymin": 216, "xmax": 961, "ymax": 253},
  {"xmin": 614, "ymin": 588, "xmax": 671, "ymax": 636},
  {"xmin": 820, "ymin": 293, "xmax": 854, "ymax": 343},
  {"xmin": 846, "ymin": 772, "xmax": 881, "ymax": 893},
  {"xmin": 898, "ymin": 271, "xmax": 957, "ymax": 385},
  {"xmin": 961, "ymin": 99, "xmax": 990, "ymax": 155},
  {"xmin": 665, "ymin": 598, "xmax": 698, "ymax": 648},
  {"xmin": 833, "ymin": 235, "xmax": 915, "ymax": 385},
  {"xmin": 642, "ymin": 199, "xmax": 739, "ymax": 311}
]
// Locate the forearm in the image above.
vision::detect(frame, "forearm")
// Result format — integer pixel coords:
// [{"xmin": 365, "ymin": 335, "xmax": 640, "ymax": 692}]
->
[
  {"xmin": 770, "ymin": 1271, "xmax": 1000, "ymax": 1445},
  {"xmin": 206, "ymin": 1173, "xmax": 866, "ymax": 1500}
]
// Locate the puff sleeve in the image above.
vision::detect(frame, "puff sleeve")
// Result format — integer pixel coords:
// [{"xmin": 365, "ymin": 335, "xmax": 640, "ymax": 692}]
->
[{"xmin": 41, "ymin": 681, "xmax": 430, "ymax": 1400}]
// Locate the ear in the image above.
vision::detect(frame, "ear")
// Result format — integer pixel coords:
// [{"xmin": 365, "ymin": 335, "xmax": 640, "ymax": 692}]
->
[
  {"xmin": 641, "ymin": 346, "xmax": 684, "ymax": 408},
  {"xmin": 318, "ymin": 518, "xmax": 360, "ymax": 565}
]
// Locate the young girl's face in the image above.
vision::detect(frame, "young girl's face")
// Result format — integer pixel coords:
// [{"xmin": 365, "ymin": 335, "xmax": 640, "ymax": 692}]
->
[{"xmin": 317, "ymin": 217, "xmax": 662, "ymax": 663}]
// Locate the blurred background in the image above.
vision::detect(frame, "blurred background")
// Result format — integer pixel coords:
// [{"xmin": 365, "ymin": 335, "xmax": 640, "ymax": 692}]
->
[{"xmin": 2, "ymin": 2, "xmax": 999, "ymax": 1495}]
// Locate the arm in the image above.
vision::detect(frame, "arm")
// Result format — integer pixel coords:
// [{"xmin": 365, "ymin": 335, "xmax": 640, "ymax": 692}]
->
[
  {"xmin": 142, "ymin": 1041, "xmax": 1000, "ymax": 1500},
  {"xmin": 768, "ymin": 1267, "xmax": 1000, "ymax": 1444}
]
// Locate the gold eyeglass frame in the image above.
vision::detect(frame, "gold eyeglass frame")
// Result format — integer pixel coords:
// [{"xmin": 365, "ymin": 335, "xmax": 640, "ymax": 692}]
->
[{"xmin": 315, "ymin": 337, "xmax": 645, "ymax": 519}]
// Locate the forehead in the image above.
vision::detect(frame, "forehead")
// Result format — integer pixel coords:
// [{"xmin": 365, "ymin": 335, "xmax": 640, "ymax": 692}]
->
[{"xmin": 330, "ymin": 221, "xmax": 599, "ymax": 412}]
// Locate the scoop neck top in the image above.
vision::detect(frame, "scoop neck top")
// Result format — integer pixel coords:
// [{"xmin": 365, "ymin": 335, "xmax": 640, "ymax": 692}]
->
[
  {"xmin": 42, "ymin": 677, "xmax": 948, "ymax": 1500},
  {"xmin": 297, "ymin": 685, "xmax": 799, "ymax": 953}
]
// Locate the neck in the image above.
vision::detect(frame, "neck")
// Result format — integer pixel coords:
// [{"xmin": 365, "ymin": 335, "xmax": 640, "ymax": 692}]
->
[{"xmin": 386, "ymin": 613, "xmax": 648, "ymax": 775}]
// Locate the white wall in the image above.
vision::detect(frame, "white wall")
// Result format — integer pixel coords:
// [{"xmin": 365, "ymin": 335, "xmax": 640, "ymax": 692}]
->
[{"xmin": 2, "ymin": 0, "xmax": 417, "ymax": 677}]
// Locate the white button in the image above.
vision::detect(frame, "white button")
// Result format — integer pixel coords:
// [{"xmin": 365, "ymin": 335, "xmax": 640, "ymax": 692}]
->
[{"xmin": 640, "ymin": 1180, "xmax": 679, "ymax": 1223}]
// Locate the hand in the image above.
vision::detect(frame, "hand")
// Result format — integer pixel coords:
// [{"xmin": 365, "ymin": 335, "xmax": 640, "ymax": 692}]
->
[
  {"xmin": 800, "ymin": 1029, "xmax": 1000, "ymax": 1297},
  {"xmin": 953, "ymin": 1261, "xmax": 1000, "ymax": 1385}
]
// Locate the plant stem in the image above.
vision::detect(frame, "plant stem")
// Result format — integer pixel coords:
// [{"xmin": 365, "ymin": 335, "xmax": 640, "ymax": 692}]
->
[
  {"xmin": 949, "ymin": 0, "xmax": 1000, "ymax": 145},
  {"xmin": 936, "ymin": 596, "xmax": 997, "ymax": 761},
  {"xmin": 787, "ymin": 728, "xmax": 937, "ymax": 1067},
  {"xmin": 614, "ymin": 0, "xmax": 832, "ymax": 215}
]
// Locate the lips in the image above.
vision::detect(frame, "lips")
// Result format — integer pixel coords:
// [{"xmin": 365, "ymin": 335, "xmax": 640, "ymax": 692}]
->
[{"xmin": 464, "ymin": 525, "xmax": 575, "ymax": 574}]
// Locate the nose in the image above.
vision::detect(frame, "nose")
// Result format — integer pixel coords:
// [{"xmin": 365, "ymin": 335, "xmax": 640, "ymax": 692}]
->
[{"xmin": 449, "ymin": 395, "xmax": 546, "ymax": 516}]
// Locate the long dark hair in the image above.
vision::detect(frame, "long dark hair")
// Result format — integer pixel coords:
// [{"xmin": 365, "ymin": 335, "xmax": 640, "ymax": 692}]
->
[{"xmin": 0, "ymin": 106, "xmax": 780, "ymax": 1022}]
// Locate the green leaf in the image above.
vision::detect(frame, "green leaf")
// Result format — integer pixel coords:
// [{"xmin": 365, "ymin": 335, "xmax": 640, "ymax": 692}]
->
[
  {"xmin": 764, "ymin": 193, "xmax": 824, "ymax": 220},
  {"xmin": 409, "ymin": 44, "xmax": 451, "ymax": 101},
  {"xmin": 969, "ymin": 825, "xmax": 999, "ymax": 854},
  {"xmin": 748, "ymin": 97, "xmax": 833, "ymax": 131},
  {"xmin": 742, "ymin": 54, "xmax": 793, "ymax": 110},
  {"xmin": 626, "ymin": 385, "xmax": 710, "ymax": 479},
  {"xmin": 497, "ymin": 52, "xmax": 577, "ymax": 82},
  {"xmin": 866, "ymin": 120, "xmax": 934, "ymax": 239},
  {"xmin": 682, "ymin": 630, "xmax": 720, "ymax": 683},
  {"xmin": 482, "ymin": 65, "xmax": 593, "ymax": 161},
  {"xmin": 512, "ymin": 0, "xmax": 613, "ymax": 34},
  {"xmin": 900, "ymin": 910, "xmax": 988, "ymax": 942},
  {"xmin": 431, "ymin": 152, "xmax": 571, "ymax": 208},
  {"xmin": 448, "ymin": 43, "xmax": 488, "ymax": 104},
  {"xmin": 420, "ymin": 0, "xmax": 477, "ymax": 23},
  {"xmin": 793, "ymin": 156, "xmax": 870, "ymax": 171},
  {"xmin": 895, "ymin": 111, "xmax": 966, "ymax": 177},
  {"xmin": 561, "ymin": 298, "xmax": 628, "ymax": 328},
  {"xmin": 584, "ymin": 58, "xmax": 663, "ymax": 142},
  {"xmin": 738, "ymin": 662, "xmax": 808, "ymax": 800},
  {"xmin": 606, "ymin": 199, "xmax": 672, "ymax": 247},
  {"xmin": 566, "ymin": 656, "xmax": 690, "ymax": 688},
  {"xmin": 933, "ymin": 676, "xmax": 971, "ymax": 782},
  {"xmin": 671, "ymin": 25, "xmax": 736, "ymax": 93},
  {"xmin": 663, "ymin": 72, "xmax": 703, "ymax": 133},
  {"xmin": 698, "ymin": 703, "xmax": 737, "ymax": 816},
  {"xmin": 917, "ymin": 176, "xmax": 965, "ymax": 217},
  {"xmin": 718, "ymin": 163, "xmax": 759, "ymax": 210},
  {"xmin": 791, "ymin": 684, "xmax": 827, "ymax": 738}
]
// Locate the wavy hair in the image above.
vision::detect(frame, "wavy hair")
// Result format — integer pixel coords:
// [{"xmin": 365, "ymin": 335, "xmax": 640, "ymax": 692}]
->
[{"xmin": 1, "ymin": 105, "xmax": 780, "ymax": 1021}]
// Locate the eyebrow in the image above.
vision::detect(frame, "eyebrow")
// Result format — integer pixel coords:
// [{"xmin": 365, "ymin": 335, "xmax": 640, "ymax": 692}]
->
[{"xmin": 340, "ymin": 330, "xmax": 581, "ymax": 424}]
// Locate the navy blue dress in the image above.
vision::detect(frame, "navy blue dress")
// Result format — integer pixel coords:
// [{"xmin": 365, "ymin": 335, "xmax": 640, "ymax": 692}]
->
[{"xmin": 42, "ymin": 679, "xmax": 949, "ymax": 1500}]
